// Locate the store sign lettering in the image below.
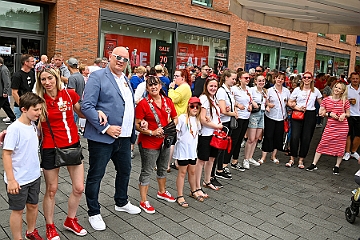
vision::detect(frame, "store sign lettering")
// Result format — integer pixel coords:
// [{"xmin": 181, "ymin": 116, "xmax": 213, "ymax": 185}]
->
[
  {"xmin": 140, "ymin": 52, "xmax": 148, "ymax": 66},
  {"xmin": 186, "ymin": 57, "xmax": 207, "ymax": 66},
  {"xmin": 159, "ymin": 46, "xmax": 170, "ymax": 52}
]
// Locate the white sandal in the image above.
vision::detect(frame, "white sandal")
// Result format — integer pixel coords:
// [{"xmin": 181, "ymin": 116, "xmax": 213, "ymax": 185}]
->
[
  {"xmin": 258, "ymin": 159, "xmax": 265, "ymax": 165},
  {"xmin": 270, "ymin": 158, "xmax": 280, "ymax": 164}
]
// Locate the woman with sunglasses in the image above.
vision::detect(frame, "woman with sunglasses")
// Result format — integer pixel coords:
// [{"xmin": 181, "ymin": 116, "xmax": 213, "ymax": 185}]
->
[
  {"xmin": 135, "ymin": 76, "xmax": 178, "ymax": 214},
  {"xmin": 212, "ymin": 69, "xmax": 237, "ymax": 182},
  {"xmin": 258, "ymin": 72, "xmax": 290, "ymax": 164},
  {"xmin": 225, "ymin": 71, "xmax": 252, "ymax": 171},
  {"xmin": 167, "ymin": 69, "xmax": 192, "ymax": 171},
  {"xmin": 287, "ymin": 72, "xmax": 322, "ymax": 168},
  {"xmin": 195, "ymin": 76, "xmax": 223, "ymax": 192}
]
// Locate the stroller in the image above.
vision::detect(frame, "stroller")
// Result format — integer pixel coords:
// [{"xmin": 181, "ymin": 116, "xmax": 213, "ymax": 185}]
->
[{"xmin": 345, "ymin": 171, "xmax": 360, "ymax": 224}]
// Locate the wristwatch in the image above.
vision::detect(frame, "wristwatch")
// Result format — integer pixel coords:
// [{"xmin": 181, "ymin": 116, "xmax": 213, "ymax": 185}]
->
[{"xmin": 327, "ymin": 112, "xmax": 331, "ymax": 117}]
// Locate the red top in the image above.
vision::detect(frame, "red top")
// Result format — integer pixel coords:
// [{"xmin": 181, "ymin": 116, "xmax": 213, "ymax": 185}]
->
[
  {"xmin": 41, "ymin": 89, "xmax": 80, "ymax": 148},
  {"xmin": 314, "ymin": 79, "xmax": 327, "ymax": 90},
  {"xmin": 136, "ymin": 95, "xmax": 177, "ymax": 150}
]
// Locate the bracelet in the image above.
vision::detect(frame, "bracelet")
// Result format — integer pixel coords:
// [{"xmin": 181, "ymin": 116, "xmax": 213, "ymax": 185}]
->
[
  {"xmin": 328, "ymin": 112, "xmax": 331, "ymax": 117},
  {"xmin": 149, "ymin": 130, "xmax": 152, "ymax": 136}
]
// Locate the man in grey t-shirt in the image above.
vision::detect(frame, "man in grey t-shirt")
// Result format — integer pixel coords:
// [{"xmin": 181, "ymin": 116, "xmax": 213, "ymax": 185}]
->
[{"xmin": 67, "ymin": 57, "xmax": 85, "ymax": 100}]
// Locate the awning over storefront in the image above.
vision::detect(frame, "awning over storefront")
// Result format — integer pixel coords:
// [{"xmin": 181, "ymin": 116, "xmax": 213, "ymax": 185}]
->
[{"xmin": 230, "ymin": 0, "xmax": 360, "ymax": 35}]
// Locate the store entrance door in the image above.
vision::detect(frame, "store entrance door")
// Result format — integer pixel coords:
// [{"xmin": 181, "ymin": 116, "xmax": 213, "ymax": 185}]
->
[{"xmin": 0, "ymin": 33, "xmax": 44, "ymax": 75}]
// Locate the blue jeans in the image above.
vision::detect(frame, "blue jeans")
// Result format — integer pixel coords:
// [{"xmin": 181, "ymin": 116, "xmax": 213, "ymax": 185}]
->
[
  {"xmin": 14, "ymin": 106, "xmax": 21, "ymax": 119},
  {"xmin": 85, "ymin": 138, "xmax": 131, "ymax": 216}
]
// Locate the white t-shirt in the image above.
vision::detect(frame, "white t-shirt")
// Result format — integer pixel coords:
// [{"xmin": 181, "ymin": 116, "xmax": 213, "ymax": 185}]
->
[
  {"xmin": 3, "ymin": 120, "xmax": 41, "ymax": 186},
  {"xmin": 249, "ymin": 87, "xmax": 267, "ymax": 111},
  {"xmin": 216, "ymin": 84, "xmax": 235, "ymax": 123},
  {"xmin": 173, "ymin": 114, "xmax": 201, "ymax": 160},
  {"xmin": 290, "ymin": 87, "xmax": 322, "ymax": 111},
  {"xmin": 88, "ymin": 65, "xmax": 101, "ymax": 75},
  {"xmin": 231, "ymin": 85, "xmax": 251, "ymax": 119},
  {"xmin": 266, "ymin": 87, "xmax": 291, "ymax": 121},
  {"xmin": 347, "ymin": 85, "xmax": 360, "ymax": 116},
  {"xmin": 199, "ymin": 94, "xmax": 221, "ymax": 136}
]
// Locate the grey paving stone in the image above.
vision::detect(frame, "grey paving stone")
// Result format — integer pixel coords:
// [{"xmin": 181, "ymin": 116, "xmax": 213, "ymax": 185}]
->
[
  {"xmin": 257, "ymin": 222, "xmax": 299, "ymax": 240},
  {"xmin": 152, "ymin": 217, "xmax": 188, "ymax": 237},
  {"xmin": 178, "ymin": 218, "xmax": 216, "ymax": 238},
  {"xmin": 149, "ymin": 230, "xmax": 178, "ymax": 240},
  {"xmin": 231, "ymin": 220, "xmax": 272, "ymax": 240},
  {"xmin": 276, "ymin": 212, "xmax": 315, "ymax": 230},
  {"xmin": 206, "ymin": 219, "xmax": 244, "ymax": 239},
  {"xmin": 301, "ymin": 213, "xmax": 342, "ymax": 232}
]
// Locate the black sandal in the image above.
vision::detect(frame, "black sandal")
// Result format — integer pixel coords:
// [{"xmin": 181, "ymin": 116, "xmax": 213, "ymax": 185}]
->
[
  {"xmin": 202, "ymin": 181, "xmax": 219, "ymax": 191},
  {"xmin": 189, "ymin": 190, "xmax": 204, "ymax": 202},
  {"xmin": 176, "ymin": 196, "xmax": 189, "ymax": 208},
  {"xmin": 197, "ymin": 188, "xmax": 209, "ymax": 198}
]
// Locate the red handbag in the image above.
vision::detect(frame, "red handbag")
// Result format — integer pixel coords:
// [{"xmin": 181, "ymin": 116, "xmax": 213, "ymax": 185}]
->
[
  {"xmin": 284, "ymin": 119, "xmax": 290, "ymax": 133},
  {"xmin": 210, "ymin": 127, "xmax": 232, "ymax": 153},
  {"xmin": 291, "ymin": 110, "xmax": 305, "ymax": 120}
]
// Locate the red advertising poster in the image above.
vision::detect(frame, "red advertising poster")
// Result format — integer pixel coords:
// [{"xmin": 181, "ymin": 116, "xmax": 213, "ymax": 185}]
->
[
  {"xmin": 176, "ymin": 43, "xmax": 209, "ymax": 69},
  {"xmin": 104, "ymin": 34, "xmax": 151, "ymax": 67}
]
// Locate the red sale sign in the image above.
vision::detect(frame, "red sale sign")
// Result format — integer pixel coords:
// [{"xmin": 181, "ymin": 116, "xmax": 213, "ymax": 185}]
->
[
  {"xmin": 104, "ymin": 34, "xmax": 151, "ymax": 67},
  {"xmin": 176, "ymin": 43, "xmax": 209, "ymax": 68}
]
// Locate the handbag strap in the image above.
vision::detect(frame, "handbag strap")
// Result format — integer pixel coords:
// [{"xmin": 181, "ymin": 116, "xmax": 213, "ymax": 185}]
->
[
  {"xmin": 221, "ymin": 86, "xmax": 234, "ymax": 111},
  {"xmin": 146, "ymin": 96, "xmax": 163, "ymax": 128},
  {"xmin": 274, "ymin": 88, "xmax": 286, "ymax": 120},
  {"xmin": 44, "ymin": 112, "xmax": 58, "ymax": 148},
  {"xmin": 303, "ymin": 90, "xmax": 311, "ymax": 109}
]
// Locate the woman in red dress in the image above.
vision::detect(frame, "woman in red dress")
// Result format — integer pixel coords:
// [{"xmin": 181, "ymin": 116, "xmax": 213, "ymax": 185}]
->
[{"xmin": 306, "ymin": 82, "xmax": 350, "ymax": 175}]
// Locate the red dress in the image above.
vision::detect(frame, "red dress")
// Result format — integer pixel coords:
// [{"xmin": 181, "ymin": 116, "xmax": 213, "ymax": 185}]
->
[{"xmin": 316, "ymin": 97, "xmax": 350, "ymax": 156}]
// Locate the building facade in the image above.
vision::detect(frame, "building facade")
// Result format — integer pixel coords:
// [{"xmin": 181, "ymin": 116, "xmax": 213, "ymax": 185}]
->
[{"xmin": 1, "ymin": 0, "xmax": 359, "ymax": 76}]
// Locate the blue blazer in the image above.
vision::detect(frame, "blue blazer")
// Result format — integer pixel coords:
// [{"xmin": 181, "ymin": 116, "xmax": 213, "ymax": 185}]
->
[{"xmin": 81, "ymin": 67, "xmax": 136, "ymax": 144}]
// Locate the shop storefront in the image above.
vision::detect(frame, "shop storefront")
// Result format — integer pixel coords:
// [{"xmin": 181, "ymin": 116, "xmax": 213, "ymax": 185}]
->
[
  {"xmin": 315, "ymin": 49, "xmax": 350, "ymax": 76},
  {"xmin": 245, "ymin": 37, "xmax": 306, "ymax": 73},
  {"xmin": 356, "ymin": 56, "xmax": 360, "ymax": 66},
  {"xmin": 0, "ymin": 0, "xmax": 47, "ymax": 74},
  {"xmin": 99, "ymin": 9, "xmax": 229, "ymax": 75}
]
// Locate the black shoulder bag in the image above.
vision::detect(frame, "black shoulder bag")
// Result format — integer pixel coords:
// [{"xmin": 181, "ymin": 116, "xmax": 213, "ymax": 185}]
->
[{"xmin": 222, "ymin": 86, "xmax": 238, "ymax": 129}]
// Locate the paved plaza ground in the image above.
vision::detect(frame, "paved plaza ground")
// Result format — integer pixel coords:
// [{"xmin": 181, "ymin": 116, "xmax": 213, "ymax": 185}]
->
[{"xmin": 0, "ymin": 117, "xmax": 359, "ymax": 239}]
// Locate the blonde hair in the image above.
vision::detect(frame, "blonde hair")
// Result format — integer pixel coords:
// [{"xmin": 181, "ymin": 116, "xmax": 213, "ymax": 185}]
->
[
  {"xmin": 36, "ymin": 68, "xmax": 63, "ymax": 99},
  {"xmin": 332, "ymin": 82, "xmax": 348, "ymax": 102}
]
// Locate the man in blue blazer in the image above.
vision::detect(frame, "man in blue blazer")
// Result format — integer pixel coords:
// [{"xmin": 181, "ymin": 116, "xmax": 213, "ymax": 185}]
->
[{"xmin": 82, "ymin": 46, "xmax": 141, "ymax": 231}]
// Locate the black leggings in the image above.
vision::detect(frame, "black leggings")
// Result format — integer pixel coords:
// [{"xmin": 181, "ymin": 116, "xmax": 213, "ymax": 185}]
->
[
  {"xmin": 290, "ymin": 110, "xmax": 316, "ymax": 158},
  {"xmin": 224, "ymin": 118, "xmax": 249, "ymax": 163},
  {"xmin": 262, "ymin": 115, "xmax": 284, "ymax": 152}
]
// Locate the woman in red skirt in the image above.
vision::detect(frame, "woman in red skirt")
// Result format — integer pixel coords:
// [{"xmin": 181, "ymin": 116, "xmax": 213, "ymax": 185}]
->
[{"xmin": 306, "ymin": 82, "xmax": 350, "ymax": 175}]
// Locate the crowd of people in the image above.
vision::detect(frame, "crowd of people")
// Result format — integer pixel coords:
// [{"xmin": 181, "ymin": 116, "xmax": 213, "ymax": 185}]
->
[{"xmin": 0, "ymin": 48, "xmax": 360, "ymax": 240}]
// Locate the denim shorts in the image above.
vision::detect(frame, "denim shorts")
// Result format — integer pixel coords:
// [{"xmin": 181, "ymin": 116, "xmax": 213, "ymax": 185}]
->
[
  {"xmin": 7, "ymin": 177, "xmax": 41, "ymax": 210},
  {"xmin": 138, "ymin": 143, "xmax": 170, "ymax": 186},
  {"xmin": 248, "ymin": 110, "xmax": 265, "ymax": 129}
]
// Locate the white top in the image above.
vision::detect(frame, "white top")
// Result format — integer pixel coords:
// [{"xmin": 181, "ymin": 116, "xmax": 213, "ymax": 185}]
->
[
  {"xmin": 266, "ymin": 86, "xmax": 291, "ymax": 121},
  {"xmin": 216, "ymin": 84, "xmax": 235, "ymax": 123},
  {"xmin": 249, "ymin": 87, "xmax": 267, "ymax": 111},
  {"xmin": 134, "ymin": 81, "xmax": 146, "ymax": 104},
  {"xmin": 347, "ymin": 85, "xmax": 360, "ymax": 116},
  {"xmin": 88, "ymin": 65, "xmax": 101, "ymax": 75},
  {"xmin": 199, "ymin": 94, "xmax": 221, "ymax": 136},
  {"xmin": 113, "ymin": 73, "xmax": 134, "ymax": 137},
  {"xmin": 3, "ymin": 120, "xmax": 41, "ymax": 186},
  {"xmin": 290, "ymin": 87, "xmax": 322, "ymax": 111},
  {"xmin": 173, "ymin": 114, "xmax": 201, "ymax": 160},
  {"xmin": 231, "ymin": 85, "xmax": 251, "ymax": 119}
]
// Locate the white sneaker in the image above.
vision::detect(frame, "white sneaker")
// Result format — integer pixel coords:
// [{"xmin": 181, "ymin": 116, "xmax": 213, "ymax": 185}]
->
[
  {"xmin": 257, "ymin": 142, "xmax": 262, "ymax": 149},
  {"xmin": 241, "ymin": 140, "xmax": 246, "ymax": 148},
  {"xmin": 351, "ymin": 152, "xmax": 360, "ymax": 160},
  {"xmin": 243, "ymin": 159, "xmax": 250, "ymax": 169},
  {"xmin": 248, "ymin": 158, "xmax": 260, "ymax": 166},
  {"xmin": 2, "ymin": 117, "xmax": 10, "ymax": 122},
  {"xmin": 88, "ymin": 214, "xmax": 106, "ymax": 231},
  {"xmin": 131, "ymin": 150, "xmax": 134, "ymax": 159},
  {"xmin": 343, "ymin": 152, "xmax": 351, "ymax": 161},
  {"xmin": 115, "ymin": 201, "xmax": 141, "ymax": 214}
]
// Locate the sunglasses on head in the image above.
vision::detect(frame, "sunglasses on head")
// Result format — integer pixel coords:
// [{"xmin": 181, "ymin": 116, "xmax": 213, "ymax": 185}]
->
[
  {"xmin": 112, "ymin": 53, "xmax": 129, "ymax": 62},
  {"xmin": 189, "ymin": 104, "xmax": 199, "ymax": 109}
]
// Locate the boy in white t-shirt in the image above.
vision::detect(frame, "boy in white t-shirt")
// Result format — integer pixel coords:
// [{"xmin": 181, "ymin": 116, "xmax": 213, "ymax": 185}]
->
[{"xmin": 2, "ymin": 92, "xmax": 45, "ymax": 240}]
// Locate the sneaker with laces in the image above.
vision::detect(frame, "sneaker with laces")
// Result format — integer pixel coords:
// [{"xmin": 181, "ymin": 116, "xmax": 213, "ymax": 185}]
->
[
  {"xmin": 351, "ymin": 152, "xmax": 360, "ymax": 160},
  {"xmin": 140, "ymin": 201, "xmax": 155, "ymax": 214},
  {"xmin": 88, "ymin": 214, "xmax": 106, "ymax": 231},
  {"xmin": 248, "ymin": 158, "xmax": 260, "ymax": 166},
  {"xmin": 243, "ymin": 159, "xmax": 250, "ymax": 169},
  {"xmin": 306, "ymin": 163, "xmax": 318, "ymax": 171},
  {"xmin": 25, "ymin": 228, "xmax": 43, "ymax": 240},
  {"xmin": 333, "ymin": 166, "xmax": 340, "ymax": 175},
  {"xmin": 230, "ymin": 163, "xmax": 246, "ymax": 172},
  {"xmin": 46, "ymin": 223, "xmax": 60, "ymax": 240},
  {"xmin": 157, "ymin": 191, "xmax": 176, "ymax": 202},
  {"xmin": 215, "ymin": 171, "xmax": 232, "ymax": 179},
  {"xmin": 210, "ymin": 177, "xmax": 223, "ymax": 188},
  {"xmin": 343, "ymin": 152, "xmax": 351, "ymax": 161},
  {"xmin": 2, "ymin": 117, "xmax": 10, "ymax": 122},
  {"xmin": 63, "ymin": 217, "xmax": 87, "ymax": 236},
  {"xmin": 115, "ymin": 201, "xmax": 141, "ymax": 214},
  {"xmin": 131, "ymin": 150, "xmax": 134, "ymax": 159},
  {"xmin": 223, "ymin": 167, "xmax": 231, "ymax": 176}
]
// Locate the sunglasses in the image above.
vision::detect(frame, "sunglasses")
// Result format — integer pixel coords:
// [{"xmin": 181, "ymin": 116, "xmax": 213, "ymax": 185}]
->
[
  {"xmin": 189, "ymin": 104, "xmax": 199, "ymax": 109},
  {"xmin": 147, "ymin": 83, "xmax": 159, "ymax": 87},
  {"xmin": 204, "ymin": 69, "xmax": 211, "ymax": 71},
  {"xmin": 112, "ymin": 53, "xmax": 129, "ymax": 62},
  {"xmin": 255, "ymin": 70, "xmax": 262, "ymax": 72},
  {"xmin": 303, "ymin": 76, "xmax": 312, "ymax": 79},
  {"xmin": 242, "ymin": 77, "xmax": 250, "ymax": 80}
]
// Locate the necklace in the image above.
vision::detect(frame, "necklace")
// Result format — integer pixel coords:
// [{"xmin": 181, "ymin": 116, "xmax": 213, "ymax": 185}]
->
[{"xmin": 186, "ymin": 116, "xmax": 197, "ymax": 138}]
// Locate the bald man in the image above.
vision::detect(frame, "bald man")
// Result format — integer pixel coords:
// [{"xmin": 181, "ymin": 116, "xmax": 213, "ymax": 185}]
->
[{"xmin": 81, "ymin": 47, "xmax": 141, "ymax": 231}]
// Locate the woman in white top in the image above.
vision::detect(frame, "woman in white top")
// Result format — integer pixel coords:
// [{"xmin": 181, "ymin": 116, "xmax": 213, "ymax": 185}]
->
[
  {"xmin": 287, "ymin": 72, "xmax": 322, "ymax": 168},
  {"xmin": 259, "ymin": 72, "xmax": 291, "ymax": 164},
  {"xmin": 213, "ymin": 70, "xmax": 237, "ymax": 183},
  {"xmin": 244, "ymin": 75, "xmax": 267, "ymax": 168},
  {"xmin": 196, "ymin": 77, "xmax": 223, "ymax": 192},
  {"xmin": 226, "ymin": 72, "xmax": 252, "ymax": 171}
]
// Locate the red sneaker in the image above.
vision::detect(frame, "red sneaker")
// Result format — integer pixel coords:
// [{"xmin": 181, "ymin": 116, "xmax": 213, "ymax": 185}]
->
[
  {"xmin": 25, "ymin": 228, "xmax": 43, "ymax": 240},
  {"xmin": 139, "ymin": 201, "xmax": 155, "ymax": 214},
  {"xmin": 45, "ymin": 224, "xmax": 60, "ymax": 240},
  {"xmin": 63, "ymin": 217, "xmax": 87, "ymax": 236},
  {"xmin": 157, "ymin": 191, "xmax": 176, "ymax": 202}
]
